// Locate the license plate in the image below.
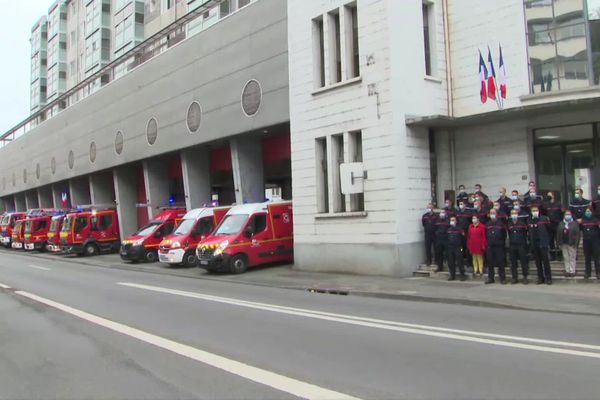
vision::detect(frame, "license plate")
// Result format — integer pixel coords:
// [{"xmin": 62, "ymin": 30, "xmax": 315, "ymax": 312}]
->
[
  {"xmin": 120, "ymin": 251, "xmax": 127, "ymax": 256},
  {"xmin": 159, "ymin": 255, "xmax": 169, "ymax": 262},
  {"xmin": 200, "ymin": 260, "xmax": 208, "ymax": 265}
]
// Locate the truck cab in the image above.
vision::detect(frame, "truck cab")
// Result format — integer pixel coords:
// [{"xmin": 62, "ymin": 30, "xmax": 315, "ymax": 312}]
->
[
  {"xmin": 46, "ymin": 215, "xmax": 65, "ymax": 252},
  {"xmin": 158, "ymin": 206, "xmax": 230, "ymax": 267},
  {"xmin": 196, "ymin": 201, "xmax": 293, "ymax": 274},
  {"xmin": 120, "ymin": 208, "xmax": 186, "ymax": 263},
  {"xmin": 23, "ymin": 210, "xmax": 64, "ymax": 251},
  {"xmin": 0, "ymin": 212, "xmax": 27, "ymax": 248},
  {"xmin": 10, "ymin": 219, "xmax": 26, "ymax": 250},
  {"xmin": 60, "ymin": 208, "xmax": 120, "ymax": 256}
]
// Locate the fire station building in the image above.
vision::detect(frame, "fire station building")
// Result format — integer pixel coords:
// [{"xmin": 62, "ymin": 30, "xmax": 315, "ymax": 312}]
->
[{"xmin": 2, "ymin": 0, "xmax": 600, "ymax": 277}]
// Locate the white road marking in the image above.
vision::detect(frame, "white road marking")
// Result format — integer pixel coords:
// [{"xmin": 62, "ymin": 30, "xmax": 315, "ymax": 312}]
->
[
  {"xmin": 118, "ymin": 282, "xmax": 600, "ymax": 359},
  {"xmin": 14, "ymin": 290, "xmax": 361, "ymax": 400},
  {"xmin": 27, "ymin": 265, "xmax": 51, "ymax": 271},
  {"xmin": 0, "ymin": 282, "xmax": 11, "ymax": 289}
]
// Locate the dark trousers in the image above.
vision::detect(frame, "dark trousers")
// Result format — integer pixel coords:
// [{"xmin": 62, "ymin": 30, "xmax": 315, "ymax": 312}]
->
[
  {"xmin": 447, "ymin": 245, "xmax": 465, "ymax": 278},
  {"xmin": 487, "ymin": 244, "xmax": 506, "ymax": 280},
  {"xmin": 462, "ymin": 229, "xmax": 472, "ymax": 266},
  {"xmin": 435, "ymin": 241, "xmax": 447, "ymax": 271},
  {"xmin": 509, "ymin": 244, "xmax": 529, "ymax": 279},
  {"xmin": 424, "ymin": 233, "xmax": 435, "ymax": 265},
  {"xmin": 532, "ymin": 246, "xmax": 552, "ymax": 282},
  {"xmin": 548, "ymin": 224, "xmax": 559, "ymax": 259},
  {"xmin": 583, "ymin": 239, "xmax": 600, "ymax": 277}
]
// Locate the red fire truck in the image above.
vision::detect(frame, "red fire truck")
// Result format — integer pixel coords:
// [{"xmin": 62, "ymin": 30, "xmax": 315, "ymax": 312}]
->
[
  {"xmin": 46, "ymin": 215, "xmax": 66, "ymax": 252},
  {"xmin": 158, "ymin": 206, "xmax": 230, "ymax": 267},
  {"xmin": 10, "ymin": 219, "xmax": 26, "ymax": 250},
  {"xmin": 120, "ymin": 208, "xmax": 186, "ymax": 263},
  {"xmin": 196, "ymin": 201, "xmax": 293, "ymax": 274},
  {"xmin": 23, "ymin": 210, "xmax": 66, "ymax": 251},
  {"xmin": 60, "ymin": 207, "xmax": 120, "ymax": 256},
  {"xmin": 0, "ymin": 212, "xmax": 27, "ymax": 248}
]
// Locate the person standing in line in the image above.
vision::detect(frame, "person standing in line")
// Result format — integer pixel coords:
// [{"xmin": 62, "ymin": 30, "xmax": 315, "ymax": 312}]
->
[
  {"xmin": 456, "ymin": 201, "xmax": 472, "ymax": 267},
  {"xmin": 507, "ymin": 209, "xmax": 529, "ymax": 284},
  {"xmin": 492, "ymin": 201, "xmax": 508, "ymax": 224},
  {"xmin": 523, "ymin": 181, "xmax": 536, "ymax": 204},
  {"xmin": 472, "ymin": 198, "xmax": 489, "ymax": 225},
  {"xmin": 524, "ymin": 185, "xmax": 544, "ymax": 216},
  {"xmin": 556, "ymin": 210, "xmax": 580, "ymax": 278},
  {"xmin": 456, "ymin": 185, "xmax": 469, "ymax": 208},
  {"xmin": 442, "ymin": 199, "xmax": 457, "ymax": 219},
  {"xmin": 474, "ymin": 184, "xmax": 490, "ymax": 207},
  {"xmin": 528, "ymin": 206, "xmax": 553, "ymax": 285},
  {"xmin": 592, "ymin": 184, "xmax": 600, "ymax": 219},
  {"xmin": 580, "ymin": 207, "xmax": 600, "ymax": 280},
  {"xmin": 497, "ymin": 187, "xmax": 513, "ymax": 216},
  {"xmin": 544, "ymin": 191, "xmax": 563, "ymax": 261},
  {"xmin": 446, "ymin": 216, "xmax": 466, "ymax": 281},
  {"xmin": 434, "ymin": 210, "xmax": 450, "ymax": 272},
  {"xmin": 468, "ymin": 215, "xmax": 487, "ymax": 277},
  {"xmin": 570, "ymin": 188, "xmax": 591, "ymax": 221},
  {"xmin": 485, "ymin": 208, "xmax": 507, "ymax": 284},
  {"xmin": 422, "ymin": 203, "xmax": 438, "ymax": 266}
]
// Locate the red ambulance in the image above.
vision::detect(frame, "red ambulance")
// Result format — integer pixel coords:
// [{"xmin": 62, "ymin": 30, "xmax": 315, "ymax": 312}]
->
[
  {"xmin": 0, "ymin": 212, "xmax": 27, "ymax": 248},
  {"xmin": 120, "ymin": 208, "xmax": 186, "ymax": 263},
  {"xmin": 196, "ymin": 201, "xmax": 293, "ymax": 274},
  {"xmin": 158, "ymin": 206, "xmax": 230, "ymax": 267},
  {"xmin": 60, "ymin": 208, "xmax": 120, "ymax": 256}
]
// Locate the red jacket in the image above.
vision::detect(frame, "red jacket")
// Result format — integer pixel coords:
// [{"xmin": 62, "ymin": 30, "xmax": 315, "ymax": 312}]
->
[{"xmin": 467, "ymin": 223, "xmax": 487, "ymax": 255}]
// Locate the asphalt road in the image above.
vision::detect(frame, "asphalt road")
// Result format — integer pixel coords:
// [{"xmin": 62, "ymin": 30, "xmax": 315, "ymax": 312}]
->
[{"xmin": 1, "ymin": 250, "xmax": 600, "ymax": 399}]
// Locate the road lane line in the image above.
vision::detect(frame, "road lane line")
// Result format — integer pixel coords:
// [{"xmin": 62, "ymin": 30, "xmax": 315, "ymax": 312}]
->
[
  {"xmin": 14, "ymin": 290, "xmax": 361, "ymax": 400},
  {"xmin": 0, "ymin": 282, "xmax": 11, "ymax": 289},
  {"xmin": 27, "ymin": 265, "xmax": 51, "ymax": 271},
  {"xmin": 117, "ymin": 282, "xmax": 600, "ymax": 358}
]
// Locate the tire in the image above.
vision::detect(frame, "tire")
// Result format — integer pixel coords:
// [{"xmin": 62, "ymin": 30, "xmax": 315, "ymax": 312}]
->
[
  {"xmin": 84, "ymin": 243, "xmax": 99, "ymax": 257},
  {"xmin": 229, "ymin": 254, "xmax": 248, "ymax": 274},
  {"xmin": 145, "ymin": 250, "xmax": 158, "ymax": 263},
  {"xmin": 182, "ymin": 251, "xmax": 197, "ymax": 267}
]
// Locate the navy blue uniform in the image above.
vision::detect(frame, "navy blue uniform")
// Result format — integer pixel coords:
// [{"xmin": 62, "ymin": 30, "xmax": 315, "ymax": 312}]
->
[
  {"xmin": 524, "ymin": 194, "xmax": 544, "ymax": 215},
  {"xmin": 528, "ymin": 216, "xmax": 552, "ymax": 284},
  {"xmin": 422, "ymin": 212, "xmax": 437, "ymax": 265},
  {"xmin": 456, "ymin": 191, "xmax": 470, "ymax": 208},
  {"xmin": 592, "ymin": 196, "xmax": 600, "ymax": 219},
  {"xmin": 570, "ymin": 197, "xmax": 591, "ymax": 220},
  {"xmin": 508, "ymin": 218, "xmax": 529, "ymax": 282},
  {"xmin": 486, "ymin": 219, "xmax": 507, "ymax": 282},
  {"xmin": 446, "ymin": 226, "xmax": 465, "ymax": 279},
  {"xmin": 497, "ymin": 196, "xmax": 513, "ymax": 216},
  {"xmin": 580, "ymin": 216, "xmax": 600, "ymax": 278},
  {"xmin": 434, "ymin": 218, "xmax": 450, "ymax": 272},
  {"xmin": 544, "ymin": 200, "xmax": 563, "ymax": 256}
]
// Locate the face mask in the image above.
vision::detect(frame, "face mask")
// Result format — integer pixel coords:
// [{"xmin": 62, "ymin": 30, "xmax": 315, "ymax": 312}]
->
[
  {"xmin": 513, "ymin": 205, "xmax": 520, "ymax": 211},
  {"xmin": 490, "ymin": 214, "xmax": 497, "ymax": 221},
  {"xmin": 475, "ymin": 188, "xmax": 481, "ymax": 192},
  {"xmin": 597, "ymin": 190, "xmax": 600, "ymax": 196},
  {"xmin": 511, "ymin": 215, "xmax": 518, "ymax": 221},
  {"xmin": 459, "ymin": 204, "xmax": 465, "ymax": 210},
  {"xmin": 445, "ymin": 203, "xmax": 450, "ymax": 208},
  {"xmin": 585, "ymin": 212, "xmax": 593, "ymax": 218},
  {"xmin": 565, "ymin": 215, "xmax": 573, "ymax": 222},
  {"xmin": 532, "ymin": 212, "xmax": 539, "ymax": 218},
  {"xmin": 499, "ymin": 192, "xmax": 504, "ymax": 197},
  {"xmin": 575, "ymin": 193, "xmax": 581, "ymax": 199},
  {"xmin": 511, "ymin": 195, "xmax": 518, "ymax": 201},
  {"xmin": 440, "ymin": 213, "xmax": 446, "ymax": 219},
  {"xmin": 530, "ymin": 191, "xmax": 536, "ymax": 196},
  {"xmin": 426, "ymin": 208, "xmax": 432, "ymax": 213},
  {"xmin": 450, "ymin": 221, "xmax": 456, "ymax": 227},
  {"xmin": 472, "ymin": 218, "xmax": 478, "ymax": 224}
]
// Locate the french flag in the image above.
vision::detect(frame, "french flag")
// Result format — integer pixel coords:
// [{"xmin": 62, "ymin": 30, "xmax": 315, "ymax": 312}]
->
[
  {"xmin": 487, "ymin": 47, "xmax": 497, "ymax": 101},
  {"xmin": 61, "ymin": 192, "xmax": 69, "ymax": 208},
  {"xmin": 498, "ymin": 44, "xmax": 507, "ymax": 99},
  {"xmin": 478, "ymin": 52, "xmax": 488, "ymax": 103}
]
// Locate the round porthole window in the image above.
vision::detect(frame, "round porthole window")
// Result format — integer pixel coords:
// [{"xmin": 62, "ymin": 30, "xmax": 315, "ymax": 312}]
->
[
  {"xmin": 23, "ymin": 169, "xmax": 27, "ymax": 184},
  {"xmin": 2, "ymin": 177, "xmax": 5, "ymax": 191},
  {"xmin": 36, "ymin": 163, "xmax": 41, "ymax": 180},
  {"xmin": 187, "ymin": 101, "xmax": 202, "ymax": 133},
  {"xmin": 89, "ymin": 141, "xmax": 97, "ymax": 163},
  {"xmin": 68, "ymin": 150, "xmax": 75, "ymax": 169},
  {"xmin": 51, "ymin": 157, "xmax": 57, "ymax": 174},
  {"xmin": 12, "ymin": 172, "xmax": 16, "ymax": 187},
  {"xmin": 146, "ymin": 118, "xmax": 158, "ymax": 145},
  {"xmin": 115, "ymin": 131, "xmax": 124, "ymax": 155},
  {"xmin": 241, "ymin": 79, "xmax": 262, "ymax": 117}
]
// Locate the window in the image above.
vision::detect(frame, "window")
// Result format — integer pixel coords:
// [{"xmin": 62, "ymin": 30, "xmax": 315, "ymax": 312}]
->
[
  {"xmin": 422, "ymin": 2, "xmax": 434, "ymax": 76},
  {"xmin": 345, "ymin": 3, "xmax": 360, "ymax": 79},
  {"xmin": 162, "ymin": 222, "xmax": 175, "ymax": 236},
  {"xmin": 312, "ymin": 16, "xmax": 325, "ymax": 88},
  {"xmin": 331, "ymin": 134, "xmax": 345, "ymax": 213},
  {"xmin": 98, "ymin": 214, "xmax": 113, "ymax": 230},
  {"xmin": 193, "ymin": 218, "xmax": 214, "ymax": 236},
  {"xmin": 249, "ymin": 214, "xmax": 267, "ymax": 235},
  {"xmin": 238, "ymin": 0, "xmax": 251, "ymax": 8},
  {"xmin": 75, "ymin": 216, "xmax": 88, "ymax": 233},
  {"xmin": 328, "ymin": 10, "xmax": 342, "ymax": 84},
  {"xmin": 316, "ymin": 137, "xmax": 329, "ymax": 213},
  {"xmin": 348, "ymin": 131, "xmax": 364, "ymax": 212}
]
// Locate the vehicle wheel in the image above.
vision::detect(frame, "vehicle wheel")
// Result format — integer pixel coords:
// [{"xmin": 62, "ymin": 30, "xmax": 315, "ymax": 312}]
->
[
  {"xmin": 229, "ymin": 254, "xmax": 248, "ymax": 274},
  {"xmin": 84, "ymin": 243, "xmax": 99, "ymax": 257},
  {"xmin": 182, "ymin": 252, "xmax": 197, "ymax": 267},
  {"xmin": 145, "ymin": 250, "xmax": 158, "ymax": 263}
]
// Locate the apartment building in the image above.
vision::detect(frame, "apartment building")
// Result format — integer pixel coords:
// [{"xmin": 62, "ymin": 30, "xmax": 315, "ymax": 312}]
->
[{"xmin": 30, "ymin": 17, "xmax": 48, "ymax": 113}]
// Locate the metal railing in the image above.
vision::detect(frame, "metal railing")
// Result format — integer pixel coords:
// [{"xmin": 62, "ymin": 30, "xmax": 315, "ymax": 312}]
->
[{"xmin": 0, "ymin": 0, "xmax": 245, "ymax": 148}]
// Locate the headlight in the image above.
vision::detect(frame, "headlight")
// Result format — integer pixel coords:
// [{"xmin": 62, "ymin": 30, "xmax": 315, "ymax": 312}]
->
[
  {"xmin": 213, "ymin": 240, "xmax": 229, "ymax": 257},
  {"xmin": 171, "ymin": 241, "xmax": 181, "ymax": 249},
  {"xmin": 133, "ymin": 239, "xmax": 144, "ymax": 246}
]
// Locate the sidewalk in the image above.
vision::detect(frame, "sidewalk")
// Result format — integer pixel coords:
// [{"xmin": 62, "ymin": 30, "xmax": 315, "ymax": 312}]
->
[{"xmin": 9, "ymin": 250, "xmax": 600, "ymax": 317}]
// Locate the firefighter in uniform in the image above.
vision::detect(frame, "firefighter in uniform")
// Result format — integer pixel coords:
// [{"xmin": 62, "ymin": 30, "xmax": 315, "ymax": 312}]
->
[
  {"xmin": 497, "ymin": 188, "xmax": 513, "ymax": 216},
  {"xmin": 570, "ymin": 188, "xmax": 591, "ymax": 220},
  {"xmin": 592, "ymin": 185, "xmax": 600, "ymax": 219},
  {"xmin": 544, "ymin": 191, "xmax": 563, "ymax": 260},
  {"xmin": 528, "ymin": 206, "xmax": 552, "ymax": 285},
  {"xmin": 421, "ymin": 203, "xmax": 437, "ymax": 266},
  {"xmin": 524, "ymin": 186, "xmax": 544, "ymax": 216},
  {"xmin": 446, "ymin": 216, "xmax": 466, "ymax": 281},
  {"xmin": 442, "ymin": 199, "xmax": 457, "ymax": 219},
  {"xmin": 486, "ymin": 209, "xmax": 507, "ymax": 284},
  {"xmin": 580, "ymin": 207, "xmax": 600, "ymax": 280},
  {"xmin": 434, "ymin": 211, "xmax": 450, "ymax": 272},
  {"xmin": 456, "ymin": 201, "xmax": 472, "ymax": 267},
  {"xmin": 507, "ymin": 209, "xmax": 529, "ymax": 284}
]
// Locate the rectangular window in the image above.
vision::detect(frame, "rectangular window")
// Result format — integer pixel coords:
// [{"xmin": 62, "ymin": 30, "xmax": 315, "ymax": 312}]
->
[
  {"xmin": 345, "ymin": 3, "xmax": 360, "ymax": 79},
  {"xmin": 422, "ymin": 2, "xmax": 433, "ymax": 76},
  {"xmin": 348, "ymin": 130, "xmax": 364, "ymax": 212},
  {"xmin": 238, "ymin": 0, "xmax": 251, "ymax": 8},
  {"xmin": 328, "ymin": 10, "xmax": 342, "ymax": 84},
  {"xmin": 331, "ymin": 134, "xmax": 345, "ymax": 213},
  {"xmin": 312, "ymin": 16, "xmax": 325, "ymax": 88},
  {"xmin": 315, "ymin": 138, "xmax": 329, "ymax": 213}
]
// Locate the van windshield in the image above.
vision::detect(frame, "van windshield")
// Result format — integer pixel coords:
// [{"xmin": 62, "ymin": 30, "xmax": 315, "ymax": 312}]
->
[
  {"xmin": 214, "ymin": 214, "xmax": 248, "ymax": 236},
  {"xmin": 62, "ymin": 217, "xmax": 73, "ymax": 232},
  {"xmin": 49, "ymin": 219, "xmax": 60, "ymax": 233},
  {"xmin": 173, "ymin": 219, "xmax": 195, "ymax": 235},
  {"xmin": 136, "ymin": 222, "xmax": 161, "ymax": 237},
  {"xmin": 0, "ymin": 216, "xmax": 8, "ymax": 227}
]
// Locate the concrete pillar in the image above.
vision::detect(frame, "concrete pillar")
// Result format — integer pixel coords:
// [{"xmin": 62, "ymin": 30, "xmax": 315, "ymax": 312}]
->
[
  {"xmin": 69, "ymin": 177, "xmax": 92, "ymax": 207},
  {"xmin": 3, "ymin": 196, "xmax": 16, "ymax": 212},
  {"xmin": 143, "ymin": 159, "xmax": 170, "ymax": 219},
  {"xmin": 230, "ymin": 137, "xmax": 265, "ymax": 204},
  {"xmin": 113, "ymin": 166, "xmax": 138, "ymax": 238},
  {"xmin": 181, "ymin": 148, "xmax": 211, "ymax": 210},
  {"xmin": 25, "ymin": 191, "xmax": 40, "ymax": 210},
  {"xmin": 0, "ymin": 198, "xmax": 6, "ymax": 213},
  {"xmin": 38, "ymin": 186, "xmax": 54, "ymax": 208},
  {"xmin": 89, "ymin": 172, "xmax": 115, "ymax": 205},
  {"xmin": 15, "ymin": 193, "xmax": 27, "ymax": 212}
]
